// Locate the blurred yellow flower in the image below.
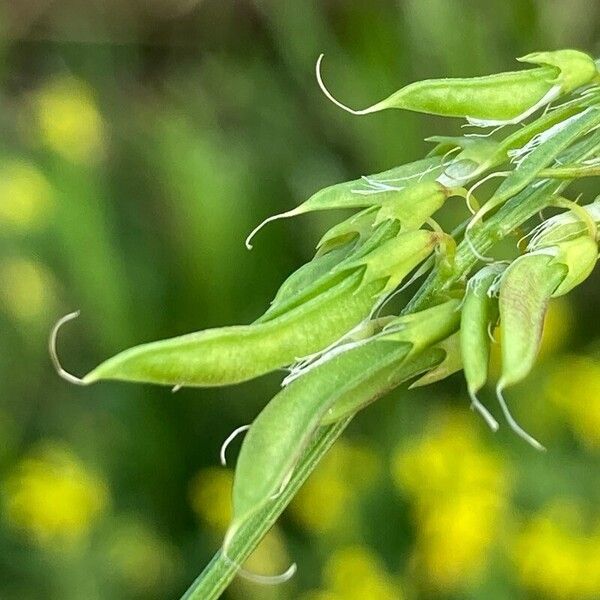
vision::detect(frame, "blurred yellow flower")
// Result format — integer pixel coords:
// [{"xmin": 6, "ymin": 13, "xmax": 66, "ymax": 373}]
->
[
  {"xmin": 188, "ymin": 467, "xmax": 233, "ymax": 532},
  {"xmin": 105, "ymin": 519, "xmax": 179, "ymax": 596},
  {"xmin": 4, "ymin": 442, "xmax": 108, "ymax": 547},
  {"xmin": 32, "ymin": 76, "xmax": 105, "ymax": 164},
  {"xmin": 232, "ymin": 528, "xmax": 293, "ymax": 598},
  {"xmin": 0, "ymin": 257, "xmax": 56, "ymax": 325},
  {"xmin": 538, "ymin": 298, "xmax": 573, "ymax": 358},
  {"xmin": 545, "ymin": 355, "xmax": 600, "ymax": 448},
  {"xmin": 290, "ymin": 439, "xmax": 380, "ymax": 533},
  {"xmin": 301, "ymin": 591, "xmax": 341, "ymax": 600},
  {"xmin": 322, "ymin": 545, "xmax": 403, "ymax": 600},
  {"xmin": 512, "ymin": 501, "xmax": 600, "ymax": 599},
  {"xmin": 0, "ymin": 160, "xmax": 53, "ymax": 231},
  {"xmin": 392, "ymin": 411, "xmax": 509, "ymax": 591}
]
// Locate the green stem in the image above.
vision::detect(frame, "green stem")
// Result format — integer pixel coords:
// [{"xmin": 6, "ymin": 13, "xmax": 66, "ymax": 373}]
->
[
  {"xmin": 539, "ymin": 165, "xmax": 600, "ymax": 178},
  {"xmin": 181, "ymin": 417, "xmax": 352, "ymax": 600},
  {"xmin": 180, "ymin": 121, "xmax": 600, "ymax": 600}
]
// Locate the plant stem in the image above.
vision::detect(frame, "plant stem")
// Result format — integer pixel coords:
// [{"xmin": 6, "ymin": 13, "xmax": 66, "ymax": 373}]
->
[
  {"xmin": 181, "ymin": 417, "xmax": 352, "ymax": 600},
  {"xmin": 181, "ymin": 126, "xmax": 600, "ymax": 600}
]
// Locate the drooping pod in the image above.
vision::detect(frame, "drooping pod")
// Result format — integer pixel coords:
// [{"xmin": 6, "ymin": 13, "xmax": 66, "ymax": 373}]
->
[
  {"xmin": 496, "ymin": 252, "xmax": 567, "ymax": 449},
  {"xmin": 52, "ymin": 228, "xmax": 440, "ymax": 388},
  {"xmin": 226, "ymin": 300, "xmax": 462, "ymax": 553},
  {"xmin": 245, "ymin": 156, "xmax": 445, "ymax": 248},
  {"xmin": 316, "ymin": 50, "xmax": 597, "ymax": 124},
  {"xmin": 460, "ymin": 263, "xmax": 506, "ymax": 430}
]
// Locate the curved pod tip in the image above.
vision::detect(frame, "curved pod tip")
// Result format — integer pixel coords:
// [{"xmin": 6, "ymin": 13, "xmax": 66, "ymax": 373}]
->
[
  {"xmin": 222, "ymin": 522, "xmax": 297, "ymax": 586},
  {"xmin": 49, "ymin": 311, "xmax": 89, "ymax": 386},
  {"xmin": 316, "ymin": 53, "xmax": 374, "ymax": 116}
]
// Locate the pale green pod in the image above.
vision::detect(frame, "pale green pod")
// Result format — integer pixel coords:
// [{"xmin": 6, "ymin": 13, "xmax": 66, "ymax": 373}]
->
[
  {"xmin": 498, "ymin": 253, "xmax": 567, "ymax": 389},
  {"xmin": 227, "ymin": 300, "xmax": 463, "ymax": 546},
  {"xmin": 460, "ymin": 265, "xmax": 503, "ymax": 400},
  {"xmin": 68, "ymin": 226, "xmax": 439, "ymax": 387},
  {"xmin": 262, "ymin": 244, "xmax": 353, "ymax": 320},
  {"xmin": 314, "ymin": 181, "xmax": 447, "ymax": 258},
  {"xmin": 497, "ymin": 253, "xmax": 568, "ymax": 448},
  {"xmin": 459, "ymin": 264, "xmax": 505, "ymax": 430},
  {"xmin": 78, "ymin": 271, "xmax": 384, "ymax": 387},
  {"xmin": 260, "ymin": 218, "xmax": 402, "ymax": 323},
  {"xmin": 245, "ymin": 156, "xmax": 444, "ymax": 248},
  {"xmin": 316, "ymin": 50, "xmax": 597, "ymax": 123},
  {"xmin": 227, "ymin": 336, "xmax": 412, "ymax": 549}
]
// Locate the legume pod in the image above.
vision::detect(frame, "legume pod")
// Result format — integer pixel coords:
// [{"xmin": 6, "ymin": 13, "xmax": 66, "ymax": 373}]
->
[
  {"xmin": 227, "ymin": 300, "xmax": 461, "ymax": 550},
  {"xmin": 317, "ymin": 50, "xmax": 597, "ymax": 124},
  {"xmin": 72, "ymin": 229, "xmax": 438, "ymax": 387}
]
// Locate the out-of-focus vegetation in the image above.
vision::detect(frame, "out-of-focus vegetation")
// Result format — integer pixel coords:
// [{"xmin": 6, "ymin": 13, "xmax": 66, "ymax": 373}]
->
[{"xmin": 0, "ymin": 1, "xmax": 599, "ymax": 598}]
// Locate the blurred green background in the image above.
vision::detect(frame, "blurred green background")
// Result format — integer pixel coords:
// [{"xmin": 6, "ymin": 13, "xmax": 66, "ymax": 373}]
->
[{"xmin": 1, "ymin": 1, "xmax": 600, "ymax": 599}]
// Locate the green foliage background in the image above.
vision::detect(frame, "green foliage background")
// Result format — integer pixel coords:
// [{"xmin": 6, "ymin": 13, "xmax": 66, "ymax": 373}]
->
[{"xmin": 0, "ymin": 1, "xmax": 599, "ymax": 599}]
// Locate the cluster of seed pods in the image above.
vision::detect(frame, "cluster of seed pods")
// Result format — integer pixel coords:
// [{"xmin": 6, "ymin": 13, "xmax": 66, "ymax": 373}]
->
[{"xmin": 51, "ymin": 49, "xmax": 600, "ymax": 581}]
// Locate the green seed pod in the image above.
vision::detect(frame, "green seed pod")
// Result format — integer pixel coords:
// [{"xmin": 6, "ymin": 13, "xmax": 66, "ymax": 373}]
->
[
  {"xmin": 226, "ymin": 299, "xmax": 463, "ymax": 550},
  {"xmin": 261, "ymin": 217, "xmax": 404, "ymax": 323},
  {"xmin": 245, "ymin": 156, "xmax": 444, "ymax": 248},
  {"xmin": 261, "ymin": 244, "xmax": 354, "ymax": 321},
  {"xmin": 315, "ymin": 181, "xmax": 448, "ymax": 258},
  {"xmin": 460, "ymin": 264, "xmax": 505, "ymax": 430},
  {"xmin": 316, "ymin": 50, "xmax": 597, "ymax": 124},
  {"xmin": 52, "ymin": 225, "xmax": 440, "ymax": 388},
  {"xmin": 227, "ymin": 336, "xmax": 411, "ymax": 553},
  {"xmin": 499, "ymin": 253, "xmax": 566, "ymax": 388},
  {"xmin": 497, "ymin": 252, "xmax": 567, "ymax": 448}
]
